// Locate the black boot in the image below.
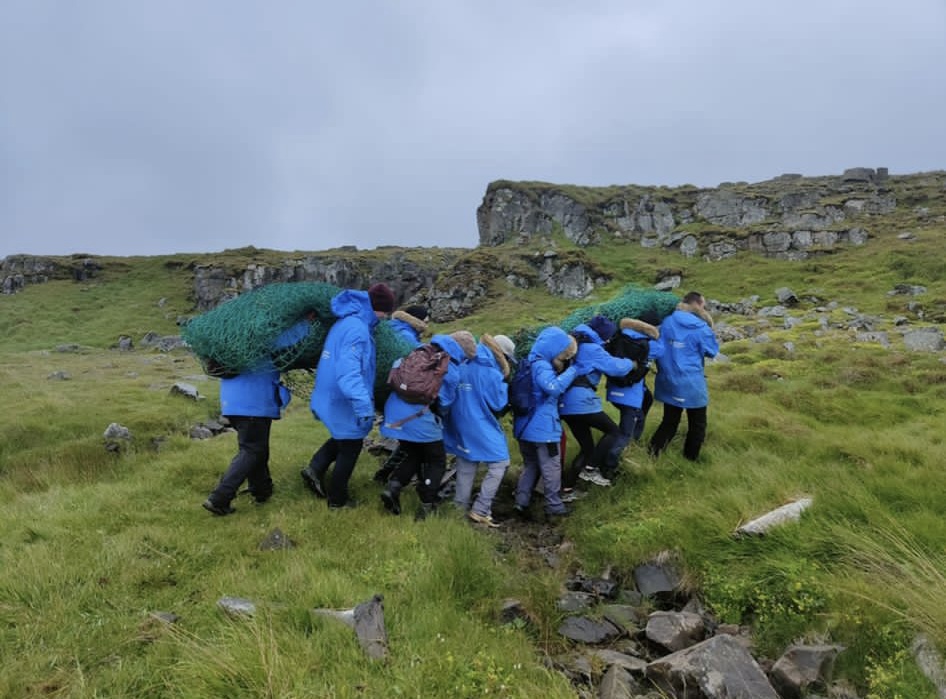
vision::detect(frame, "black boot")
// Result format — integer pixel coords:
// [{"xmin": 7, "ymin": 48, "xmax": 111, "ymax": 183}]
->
[
  {"xmin": 414, "ymin": 502, "xmax": 437, "ymax": 521},
  {"xmin": 380, "ymin": 481, "xmax": 402, "ymax": 515},
  {"xmin": 301, "ymin": 466, "xmax": 327, "ymax": 498}
]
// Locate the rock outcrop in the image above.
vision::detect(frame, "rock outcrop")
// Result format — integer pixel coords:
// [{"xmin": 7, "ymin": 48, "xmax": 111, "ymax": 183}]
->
[{"xmin": 476, "ymin": 169, "xmax": 943, "ymax": 260}]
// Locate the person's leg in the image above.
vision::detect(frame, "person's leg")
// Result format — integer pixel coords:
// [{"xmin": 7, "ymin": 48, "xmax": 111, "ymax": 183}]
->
[
  {"xmin": 301, "ymin": 437, "xmax": 339, "ymax": 497},
  {"xmin": 417, "ymin": 441, "xmax": 446, "ymax": 506},
  {"xmin": 382, "ymin": 441, "xmax": 421, "ymax": 514},
  {"xmin": 208, "ymin": 416, "xmax": 271, "ymax": 509},
  {"xmin": 636, "ymin": 387, "xmax": 653, "ymax": 440},
  {"xmin": 471, "ymin": 459, "xmax": 509, "ymax": 518},
  {"xmin": 561, "ymin": 415, "xmax": 594, "ymax": 489},
  {"xmin": 453, "ymin": 456, "xmax": 477, "ymax": 510},
  {"xmin": 537, "ymin": 442, "xmax": 566, "ymax": 515},
  {"xmin": 373, "ymin": 441, "xmax": 405, "ymax": 483},
  {"xmin": 244, "ymin": 418, "xmax": 274, "ymax": 501},
  {"xmin": 649, "ymin": 404, "xmax": 683, "ymax": 457},
  {"xmin": 586, "ymin": 411, "xmax": 620, "ymax": 475},
  {"xmin": 606, "ymin": 404, "xmax": 640, "ymax": 468},
  {"xmin": 514, "ymin": 441, "xmax": 540, "ymax": 509},
  {"xmin": 683, "ymin": 406, "xmax": 708, "ymax": 461},
  {"xmin": 327, "ymin": 438, "xmax": 363, "ymax": 507}
]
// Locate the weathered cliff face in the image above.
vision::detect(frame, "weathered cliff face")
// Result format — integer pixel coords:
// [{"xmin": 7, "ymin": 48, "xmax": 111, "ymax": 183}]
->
[
  {"xmin": 0, "ymin": 254, "xmax": 101, "ymax": 294},
  {"xmin": 191, "ymin": 249, "xmax": 458, "ymax": 312},
  {"xmin": 192, "ymin": 247, "xmax": 608, "ymax": 320},
  {"xmin": 476, "ymin": 168, "xmax": 942, "ymax": 260}
]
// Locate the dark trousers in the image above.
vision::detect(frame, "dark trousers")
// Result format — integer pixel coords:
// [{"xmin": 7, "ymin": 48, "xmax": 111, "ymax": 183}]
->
[
  {"xmin": 562, "ymin": 411, "xmax": 620, "ymax": 485},
  {"xmin": 210, "ymin": 416, "xmax": 273, "ymax": 505},
  {"xmin": 389, "ymin": 440, "xmax": 446, "ymax": 505},
  {"xmin": 649, "ymin": 404, "xmax": 708, "ymax": 461},
  {"xmin": 308, "ymin": 437, "xmax": 364, "ymax": 506}
]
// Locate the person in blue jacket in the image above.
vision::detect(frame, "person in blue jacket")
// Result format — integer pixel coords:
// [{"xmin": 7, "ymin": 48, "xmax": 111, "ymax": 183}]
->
[
  {"xmin": 649, "ymin": 291, "xmax": 719, "ymax": 461},
  {"xmin": 559, "ymin": 315, "xmax": 634, "ymax": 490},
  {"xmin": 379, "ymin": 331, "xmax": 476, "ymax": 520},
  {"xmin": 370, "ymin": 304, "xmax": 430, "ymax": 484},
  {"xmin": 389, "ymin": 304, "xmax": 429, "ymax": 347},
  {"xmin": 513, "ymin": 326, "xmax": 587, "ymax": 518},
  {"xmin": 301, "ymin": 283, "xmax": 395, "ymax": 508},
  {"xmin": 203, "ymin": 314, "xmax": 314, "ymax": 516},
  {"xmin": 604, "ymin": 314, "xmax": 664, "ymax": 472},
  {"xmin": 444, "ymin": 333, "xmax": 514, "ymax": 528}
]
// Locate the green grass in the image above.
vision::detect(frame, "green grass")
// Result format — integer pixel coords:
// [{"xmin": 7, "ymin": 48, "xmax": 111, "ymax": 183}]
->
[{"xmin": 2, "ymin": 211, "xmax": 946, "ymax": 697}]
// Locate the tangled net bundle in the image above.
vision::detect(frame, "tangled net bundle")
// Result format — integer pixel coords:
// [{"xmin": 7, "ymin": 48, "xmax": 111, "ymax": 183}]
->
[
  {"xmin": 184, "ymin": 282, "xmax": 680, "ymax": 400},
  {"xmin": 511, "ymin": 285, "xmax": 680, "ymax": 359}
]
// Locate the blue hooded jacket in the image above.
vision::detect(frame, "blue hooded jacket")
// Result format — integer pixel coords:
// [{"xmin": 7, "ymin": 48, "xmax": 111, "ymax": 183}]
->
[
  {"xmin": 559, "ymin": 324, "xmax": 633, "ymax": 416},
  {"xmin": 310, "ymin": 290, "xmax": 379, "ymax": 439},
  {"xmin": 606, "ymin": 321, "xmax": 665, "ymax": 409},
  {"xmin": 388, "ymin": 310, "xmax": 424, "ymax": 348},
  {"xmin": 380, "ymin": 333, "xmax": 465, "ymax": 443},
  {"xmin": 514, "ymin": 327, "xmax": 580, "ymax": 443},
  {"xmin": 653, "ymin": 304, "xmax": 719, "ymax": 408},
  {"xmin": 220, "ymin": 318, "xmax": 311, "ymax": 419},
  {"xmin": 443, "ymin": 341, "xmax": 510, "ymax": 462}
]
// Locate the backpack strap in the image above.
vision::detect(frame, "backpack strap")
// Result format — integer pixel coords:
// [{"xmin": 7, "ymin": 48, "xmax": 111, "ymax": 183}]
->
[{"xmin": 386, "ymin": 406, "xmax": 430, "ymax": 429}]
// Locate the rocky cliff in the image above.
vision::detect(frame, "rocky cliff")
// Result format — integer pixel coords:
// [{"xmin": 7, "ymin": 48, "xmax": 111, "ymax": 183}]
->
[{"xmin": 477, "ymin": 168, "xmax": 946, "ymax": 260}]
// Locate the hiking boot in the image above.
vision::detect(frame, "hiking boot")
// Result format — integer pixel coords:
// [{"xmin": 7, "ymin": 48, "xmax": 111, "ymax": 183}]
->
[
  {"xmin": 512, "ymin": 503, "xmax": 531, "ymax": 521},
  {"xmin": 579, "ymin": 468, "xmax": 612, "ymax": 487},
  {"xmin": 300, "ymin": 467, "xmax": 327, "ymax": 498},
  {"xmin": 559, "ymin": 490, "xmax": 579, "ymax": 504},
  {"xmin": 546, "ymin": 507, "xmax": 570, "ymax": 520},
  {"xmin": 202, "ymin": 498, "xmax": 235, "ymax": 516},
  {"xmin": 468, "ymin": 511, "xmax": 500, "ymax": 528},
  {"xmin": 414, "ymin": 502, "xmax": 437, "ymax": 521},
  {"xmin": 241, "ymin": 486, "xmax": 273, "ymax": 504},
  {"xmin": 380, "ymin": 485, "xmax": 402, "ymax": 515}
]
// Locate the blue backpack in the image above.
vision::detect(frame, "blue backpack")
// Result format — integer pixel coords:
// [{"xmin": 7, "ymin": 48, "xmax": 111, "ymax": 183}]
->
[{"xmin": 508, "ymin": 357, "xmax": 535, "ymax": 418}]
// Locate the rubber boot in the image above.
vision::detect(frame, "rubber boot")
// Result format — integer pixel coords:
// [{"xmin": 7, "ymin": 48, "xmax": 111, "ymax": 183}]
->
[{"xmin": 380, "ymin": 480, "xmax": 402, "ymax": 515}]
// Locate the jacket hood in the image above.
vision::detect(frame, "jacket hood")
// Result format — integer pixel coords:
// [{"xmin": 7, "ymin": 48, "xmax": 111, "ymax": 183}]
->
[
  {"xmin": 479, "ymin": 334, "xmax": 510, "ymax": 378},
  {"xmin": 331, "ymin": 289, "xmax": 378, "ymax": 327},
  {"xmin": 431, "ymin": 333, "xmax": 467, "ymax": 363},
  {"xmin": 620, "ymin": 317, "xmax": 660, "ymax": 340},
  {"xmin": 674, "ymin": 302, "xmax": 714, "ymax": 328},
  {"xmin": 530, "ymin": 327, "xmax": 577, "ymax": 363},
  {"xmin": 391, "ymin": 309, "xmax": 428, "ymax": 334},
  {"xmin": 572, "ymin": 323, "xmax": 605, "ymax": 346}
]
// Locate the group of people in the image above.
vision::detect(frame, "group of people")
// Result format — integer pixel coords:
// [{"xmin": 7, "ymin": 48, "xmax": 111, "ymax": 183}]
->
[{"xmin": 202, "ymin": 283, "xmax": 719, "ymax": 527}]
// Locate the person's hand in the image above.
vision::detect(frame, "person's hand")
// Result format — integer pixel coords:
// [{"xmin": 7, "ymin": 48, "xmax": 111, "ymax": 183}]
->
[{"xmin": 357, "ymin": 414, "xmax": 374, "ymax": 430}]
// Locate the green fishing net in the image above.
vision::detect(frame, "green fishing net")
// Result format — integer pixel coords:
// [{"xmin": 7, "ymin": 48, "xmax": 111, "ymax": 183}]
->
[
  {"xmin": 183, "ymin": 281, "xmax": 416, "ymax": 402},
  {"xmin": 184, "ymin": 281, "xmax": 680, "ymax": 401},
  {"xmin": 181, "ymin": 281, "xmax": 340, "ymax": 376},
  {"xmin": 511, "ymin": 285, "xmax": 681, "ymax": 359}
]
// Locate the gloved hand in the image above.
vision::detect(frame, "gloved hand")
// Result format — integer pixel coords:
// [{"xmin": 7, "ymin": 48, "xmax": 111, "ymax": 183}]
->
[{"xmin": 356, "ymin": 414, "xmax": 375, "ymax": 431}]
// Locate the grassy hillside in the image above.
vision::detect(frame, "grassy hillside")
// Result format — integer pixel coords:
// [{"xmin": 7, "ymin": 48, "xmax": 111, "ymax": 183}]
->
[{"xmin": 1, "ymin": 219, "xmax": 945, "ymax": 697}]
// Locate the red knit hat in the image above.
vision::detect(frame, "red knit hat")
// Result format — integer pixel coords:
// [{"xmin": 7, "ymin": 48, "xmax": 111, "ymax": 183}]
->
[{"xmin": 367, "ymin": 283, "xmax": 395, "ymax": 313}]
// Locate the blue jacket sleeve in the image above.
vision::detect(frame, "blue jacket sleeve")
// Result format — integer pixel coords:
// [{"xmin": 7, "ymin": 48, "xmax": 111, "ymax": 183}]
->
[
  {"xmin": 335, "ymin": 327, "xmax": 373, "ymax": 417},
  {"xmin": 535, "ymin": 361, "xmax": 578, "ymax": 398},
  {"xmin": 482, "ymin": 368, "xmax": 509, "ymax": 413},
  {"xmin": 588, "ymin": 343, "xmax": 634, "ymax": 377}
]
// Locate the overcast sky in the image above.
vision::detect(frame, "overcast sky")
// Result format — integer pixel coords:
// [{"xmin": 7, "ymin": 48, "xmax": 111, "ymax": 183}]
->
[{"xmin": 2, "ymin": 1, "xmax": 944, "ymax": 258}]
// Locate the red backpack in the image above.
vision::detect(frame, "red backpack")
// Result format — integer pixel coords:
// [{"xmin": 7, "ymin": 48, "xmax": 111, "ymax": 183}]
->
[{"xmin": 386, "ymin": 343, "xmax": 450, "ymax": 404}]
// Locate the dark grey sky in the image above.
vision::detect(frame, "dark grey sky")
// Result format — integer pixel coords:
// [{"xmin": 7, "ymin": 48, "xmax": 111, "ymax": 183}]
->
[{"xmin": 2, "ymin": 1, "xmax": 944, "ymax": 258}]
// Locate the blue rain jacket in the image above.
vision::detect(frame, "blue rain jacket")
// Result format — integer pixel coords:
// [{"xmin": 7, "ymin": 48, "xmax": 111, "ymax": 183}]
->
[
  {"xmin": 514, "ymin": 327, "xmax": 580, "ymax": 443},
  {"xmin": 389, "ymin": 318, "xmax": 422, "ymax": 348},
  {"xmin": 559, "ymin": 324, "xmax": 633, "ymax": 416},
  {"xmin": 443, "ymin": 342, "xmax": 510, "ymax": 462},
  {"xmin": 653, "ymin": 307, "xmax": 719, "ymax": 408},
  {"xmin": 380, "ymin": 334, "xmax": 465, "ymax": 443},
  {"xmin": 220, "ymin": 319, "xmax": 311, "ymax": 418},
  {"xmin": 606, "ymin": 327, "xmax": 665, "ymax": 408},
  {"xmin": 310, "ymin": 290, "xmax": 379, "ymax": 438}
]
